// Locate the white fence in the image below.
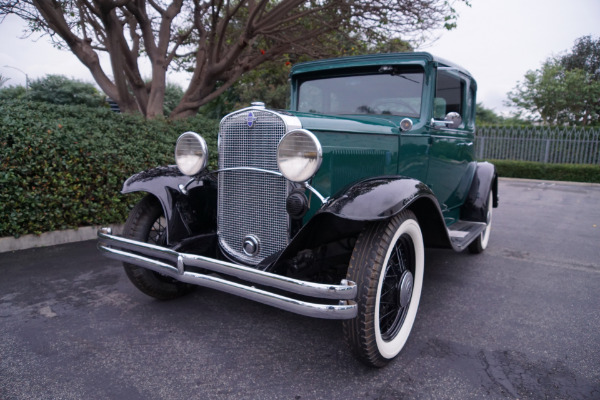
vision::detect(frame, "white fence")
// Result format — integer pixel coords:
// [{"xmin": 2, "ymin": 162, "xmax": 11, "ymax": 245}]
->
[{"xmin": 475, "ymin": 126, "xmax": 600, "ymax": 164}]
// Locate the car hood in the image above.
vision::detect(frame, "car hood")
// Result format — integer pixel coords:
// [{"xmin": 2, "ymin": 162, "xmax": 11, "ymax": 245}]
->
[{"xmin": 284, "ymin": 111, "xmax": 403, "ymax": 135}]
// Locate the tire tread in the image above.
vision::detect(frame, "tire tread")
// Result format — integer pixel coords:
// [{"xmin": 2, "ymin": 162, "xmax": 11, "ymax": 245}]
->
[{"xmin": 122, "ymin": 195, "xmax": 195, "ymax": 300}]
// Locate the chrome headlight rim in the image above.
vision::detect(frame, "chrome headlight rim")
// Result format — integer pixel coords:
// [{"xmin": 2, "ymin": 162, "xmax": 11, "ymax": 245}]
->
[
  {"xmin": 175, "ymin": 131, "xmax": 209, "ymax": 176},
  {"xmin": 277, "ymin": 129, "xmax": 323, "ymax": 183}
]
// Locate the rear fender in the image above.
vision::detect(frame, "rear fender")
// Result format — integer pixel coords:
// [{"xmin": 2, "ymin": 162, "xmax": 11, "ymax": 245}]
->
[
  {"xmin": 460, "ymin": 162, "xmax": 498, "ymax": 223},
  {"xmin": 122, "ymin": 166, "xmax": 217, "ymax": 244}
]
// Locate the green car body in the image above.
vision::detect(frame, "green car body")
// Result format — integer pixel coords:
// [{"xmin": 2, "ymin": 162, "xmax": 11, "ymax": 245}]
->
[
  {"xmin": 290, "ymin": 52, "xmax": 481, "ymax": 224},
  {"xmin": 98, "ymin": 52, "xmax": 498, "ymax": 367}
]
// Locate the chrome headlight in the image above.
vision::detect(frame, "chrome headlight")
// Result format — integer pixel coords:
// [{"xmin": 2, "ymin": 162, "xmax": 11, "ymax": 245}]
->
[
  {"xmin": 175, "ymin": 132, "xmax": 208, "ymax": 176},
  {"xmin": 277, "ymin": 129, "xmax": 322, "ymax": 182}
]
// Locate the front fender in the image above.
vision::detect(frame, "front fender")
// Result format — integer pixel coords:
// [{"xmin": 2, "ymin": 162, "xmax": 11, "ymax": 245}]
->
[
  {"xmin": 123, "ymin": 166, "xmax": 186, "ymax": 191},
  {"xmin": 320, "ymin": 176, "xmax": 437, "ymax": 221},
  {"xmin": 318, "ymin": 176, "xmax": 451, "ymax": 248},
  {"xmin": 270, "ymin": 176, "xmax": 449, "ymax": 271},
  {"xmin": 122, "ymin": 166, "xmax": 216, "ymax": 244}
]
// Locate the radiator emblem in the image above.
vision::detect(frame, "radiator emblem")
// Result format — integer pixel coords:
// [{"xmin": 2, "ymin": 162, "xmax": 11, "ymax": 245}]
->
[{"xmin": 247, "ymin": 111, "xmax": 257, "ymax": 128}]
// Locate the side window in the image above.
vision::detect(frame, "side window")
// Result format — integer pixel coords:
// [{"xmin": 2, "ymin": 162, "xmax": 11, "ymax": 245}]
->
[{"xmin": 435, "ymin": 70, "xmax": 465, "ymax": 124}]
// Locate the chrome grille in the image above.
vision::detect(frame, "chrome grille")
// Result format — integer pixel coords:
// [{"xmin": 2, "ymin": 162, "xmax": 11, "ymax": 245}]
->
[{"xmin": 218, "ymin": 109, "xmax": 290, "ymax": 265}]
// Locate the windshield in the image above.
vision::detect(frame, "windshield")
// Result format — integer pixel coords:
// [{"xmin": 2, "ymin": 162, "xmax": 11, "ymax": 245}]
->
[{"xmin": 297, "ymin": 67, "xmax": 424, "ymax": 118}]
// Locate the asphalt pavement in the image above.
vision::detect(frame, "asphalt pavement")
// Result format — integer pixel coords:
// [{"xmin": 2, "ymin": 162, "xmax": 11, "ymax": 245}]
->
[{"xmin": 1, "ymin": 178, "xmax": 599, "ymax": 399}]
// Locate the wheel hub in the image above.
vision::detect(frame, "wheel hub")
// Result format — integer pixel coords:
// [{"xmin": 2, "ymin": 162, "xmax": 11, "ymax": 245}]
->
[{"xmin": 398, "ymin": 270, "xmax": 413, "ymax": 308}]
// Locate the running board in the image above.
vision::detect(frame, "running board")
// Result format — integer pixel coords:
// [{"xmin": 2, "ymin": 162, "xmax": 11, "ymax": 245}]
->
[{"xmin": 447, "ymin": 220, "xmax": 487, "ymax": 251}]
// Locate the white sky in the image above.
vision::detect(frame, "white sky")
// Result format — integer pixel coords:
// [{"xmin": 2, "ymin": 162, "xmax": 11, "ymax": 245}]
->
[
  {"xmin": 418, "ymin": 0, "xmax": 600, "ymax": 114},
  {"xmin": 1, "ymin": 0, "xmax": 599, "ymax": 116}
]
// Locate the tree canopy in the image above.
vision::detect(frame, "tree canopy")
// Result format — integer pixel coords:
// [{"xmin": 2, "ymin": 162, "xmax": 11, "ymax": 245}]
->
[
  {"xmin": 0, "ymin": 0, "xmax": 466, "ymax": 119},
  {"xmin": 475, "ymin": 102, "xmax": 531, "ymax": 126},
  {"xmin": 507, "ymin": 36, "xmax": 600, "ymax": 126},
  {"xmin": 476, "ymin": 103, "xmax": 503, "ymax": 125}
]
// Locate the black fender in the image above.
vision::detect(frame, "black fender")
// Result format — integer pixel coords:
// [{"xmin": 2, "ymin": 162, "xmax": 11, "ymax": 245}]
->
[
  {"xmin": 320, "ymin": 176, "xmax": 453, "ymax": 248},
  {"xmin": 321, "ymin": 176, "xmax": 437, "ymax": 221},
  {"xmin": 271, "ymin": 176, "xmax": 452, "ymax": 271},
  {"xmin": 122, "ymin": 165, "xmax": 217, "ymax": 244},
  {"xmin": 460, "ymin": 162, "xmax": 498, "ymax": 223}
]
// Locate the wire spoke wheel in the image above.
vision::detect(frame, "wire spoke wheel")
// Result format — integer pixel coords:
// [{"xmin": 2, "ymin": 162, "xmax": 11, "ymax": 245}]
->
[
  {"xmin": 148, "ymin": 216, "xmax": 167, "ymax": 246},
  {"xmin": 343, "ymin": 210, "xmax": 424, "ymax": 367},
  {"xmin": 379, "ymin": 234, "xmax": 415, "ymax": 341}
]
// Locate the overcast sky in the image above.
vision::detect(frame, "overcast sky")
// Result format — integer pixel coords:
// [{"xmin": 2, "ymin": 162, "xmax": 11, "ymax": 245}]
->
[{"xmin": 1, "ymin": 0, "xmax": 599, "ymax": 115}]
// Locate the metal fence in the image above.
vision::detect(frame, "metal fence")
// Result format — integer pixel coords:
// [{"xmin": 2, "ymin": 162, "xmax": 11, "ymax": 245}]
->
[{"xmin": 475, "ymin": 126, "xmax": 600, "ymax": 164}]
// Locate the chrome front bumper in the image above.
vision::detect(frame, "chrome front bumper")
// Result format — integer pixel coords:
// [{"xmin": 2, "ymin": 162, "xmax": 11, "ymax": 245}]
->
[{"xmin": 97, "ymin": 228, "xmax": 357, "ymax": 319}]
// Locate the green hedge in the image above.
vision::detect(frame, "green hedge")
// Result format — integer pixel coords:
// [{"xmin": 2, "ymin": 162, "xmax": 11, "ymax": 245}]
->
[
  {"xmin": 487, "ymin": 159, "xmax": 600, "ymax": 184},
  {"xmin": 1, "ymin": 100, "xmax": 218, "ymax": 237}
]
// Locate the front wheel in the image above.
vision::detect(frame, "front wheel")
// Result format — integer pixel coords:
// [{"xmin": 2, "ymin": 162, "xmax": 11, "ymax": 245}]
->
[
  {"xmin": 122, "ymin": 195, "xmax": 195, "ymax": 300},
  {"xmin": 343, "ymin": 210, "xmax": 425, "ymax": 367}
]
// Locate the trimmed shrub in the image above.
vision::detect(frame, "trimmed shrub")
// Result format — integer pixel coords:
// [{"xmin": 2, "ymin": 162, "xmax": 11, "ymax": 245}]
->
[
  {"xmin": 0, "ymin": 85, "xmax": 27, "ymax": 100},
  {"xmin": 0, "ymin": 99, "xmax": 218, "ymax": 237},
  {"xmin": 487, "ymin": 159, "xmax": 600, "ymax": 184},
  {"xmin": 28, "ymin": 75, "xmax": 106, "ymax": 107}
]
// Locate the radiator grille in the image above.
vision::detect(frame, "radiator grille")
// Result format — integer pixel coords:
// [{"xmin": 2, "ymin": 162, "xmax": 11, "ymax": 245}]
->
[{"xmin": 217, "ymin": 109, "xmax": 290, "ymax": 265}]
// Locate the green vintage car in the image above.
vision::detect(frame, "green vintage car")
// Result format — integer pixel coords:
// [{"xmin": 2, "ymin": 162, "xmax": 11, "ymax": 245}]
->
[{"xmin": 98, "ymin": 52, "xmax": 498, "ymax": 367}]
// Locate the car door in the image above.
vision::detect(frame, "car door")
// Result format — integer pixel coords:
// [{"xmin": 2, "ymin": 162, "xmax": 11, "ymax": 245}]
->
[{"xmin": 425, "ymin": 68, "xmax": 476, "ymax": 222}]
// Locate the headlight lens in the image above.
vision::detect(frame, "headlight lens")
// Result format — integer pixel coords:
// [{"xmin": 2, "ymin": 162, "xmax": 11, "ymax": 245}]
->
[
  {"xmin": 277, "ymin": 129, "xmax": 322, "ymax": 182},
  {"xmin": 175, "ymin": 132, "xmax": 208, "ymax": 176}
]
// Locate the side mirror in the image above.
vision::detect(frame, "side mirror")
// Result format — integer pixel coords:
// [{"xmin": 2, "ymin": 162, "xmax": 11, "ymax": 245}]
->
[{"xmin": 444, "ymin": 112, "xmax": 462, "ymax": 129}]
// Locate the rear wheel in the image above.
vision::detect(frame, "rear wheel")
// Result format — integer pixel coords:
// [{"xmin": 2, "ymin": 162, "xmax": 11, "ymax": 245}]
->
[
  {"xmin": 122, "ymin": 195, "xmax": 195, "ymax": 300},
  {"xmin": 468, "ymin": 190, "xmax": 493, "ymax": 254},
  {"xmin": 343, "ymin": 210, "xmax": 424, "ymax": 367}
]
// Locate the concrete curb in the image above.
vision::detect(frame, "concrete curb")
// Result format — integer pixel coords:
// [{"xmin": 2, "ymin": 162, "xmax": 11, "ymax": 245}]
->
[{"xmin": 0, "ymin": 224, "xmax": 123, "ymax": 254}]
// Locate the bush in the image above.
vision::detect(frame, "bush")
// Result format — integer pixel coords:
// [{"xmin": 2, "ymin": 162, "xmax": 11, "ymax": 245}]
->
[
  {"xmin": 164, "ymin": 83, "xmax": 185, "ymax": 117},
  {"xmin": 487, "ymin": 159, "xmax": 600, "ymax": 183},
  {"xmin": 0, "ymin": 99, "xmax": 218, "ymax": 237},
  {"xmin": 28, "ymin": 75, "xmax": 106, "ymax": 107},
  {"xmin": 0, "ymin": 85, "xmax": 27, "ymax": 100}
]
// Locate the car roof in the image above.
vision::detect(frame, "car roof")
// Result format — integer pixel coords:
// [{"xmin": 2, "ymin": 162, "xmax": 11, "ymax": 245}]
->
[{"xmin": 290, "ymin": 52, "xmax": 473, "ymax": 79}]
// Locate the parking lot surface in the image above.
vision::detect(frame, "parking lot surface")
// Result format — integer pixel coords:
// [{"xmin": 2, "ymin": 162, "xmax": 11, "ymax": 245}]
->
[{"xmin": 1, "ymin": 179, "xmax": 599, "ymax": 399}]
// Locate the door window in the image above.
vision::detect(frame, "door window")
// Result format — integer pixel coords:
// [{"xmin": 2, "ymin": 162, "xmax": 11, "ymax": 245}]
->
[{"xmin": 434, "ymin": 70, "xmax": 466, "ymax": 127}]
